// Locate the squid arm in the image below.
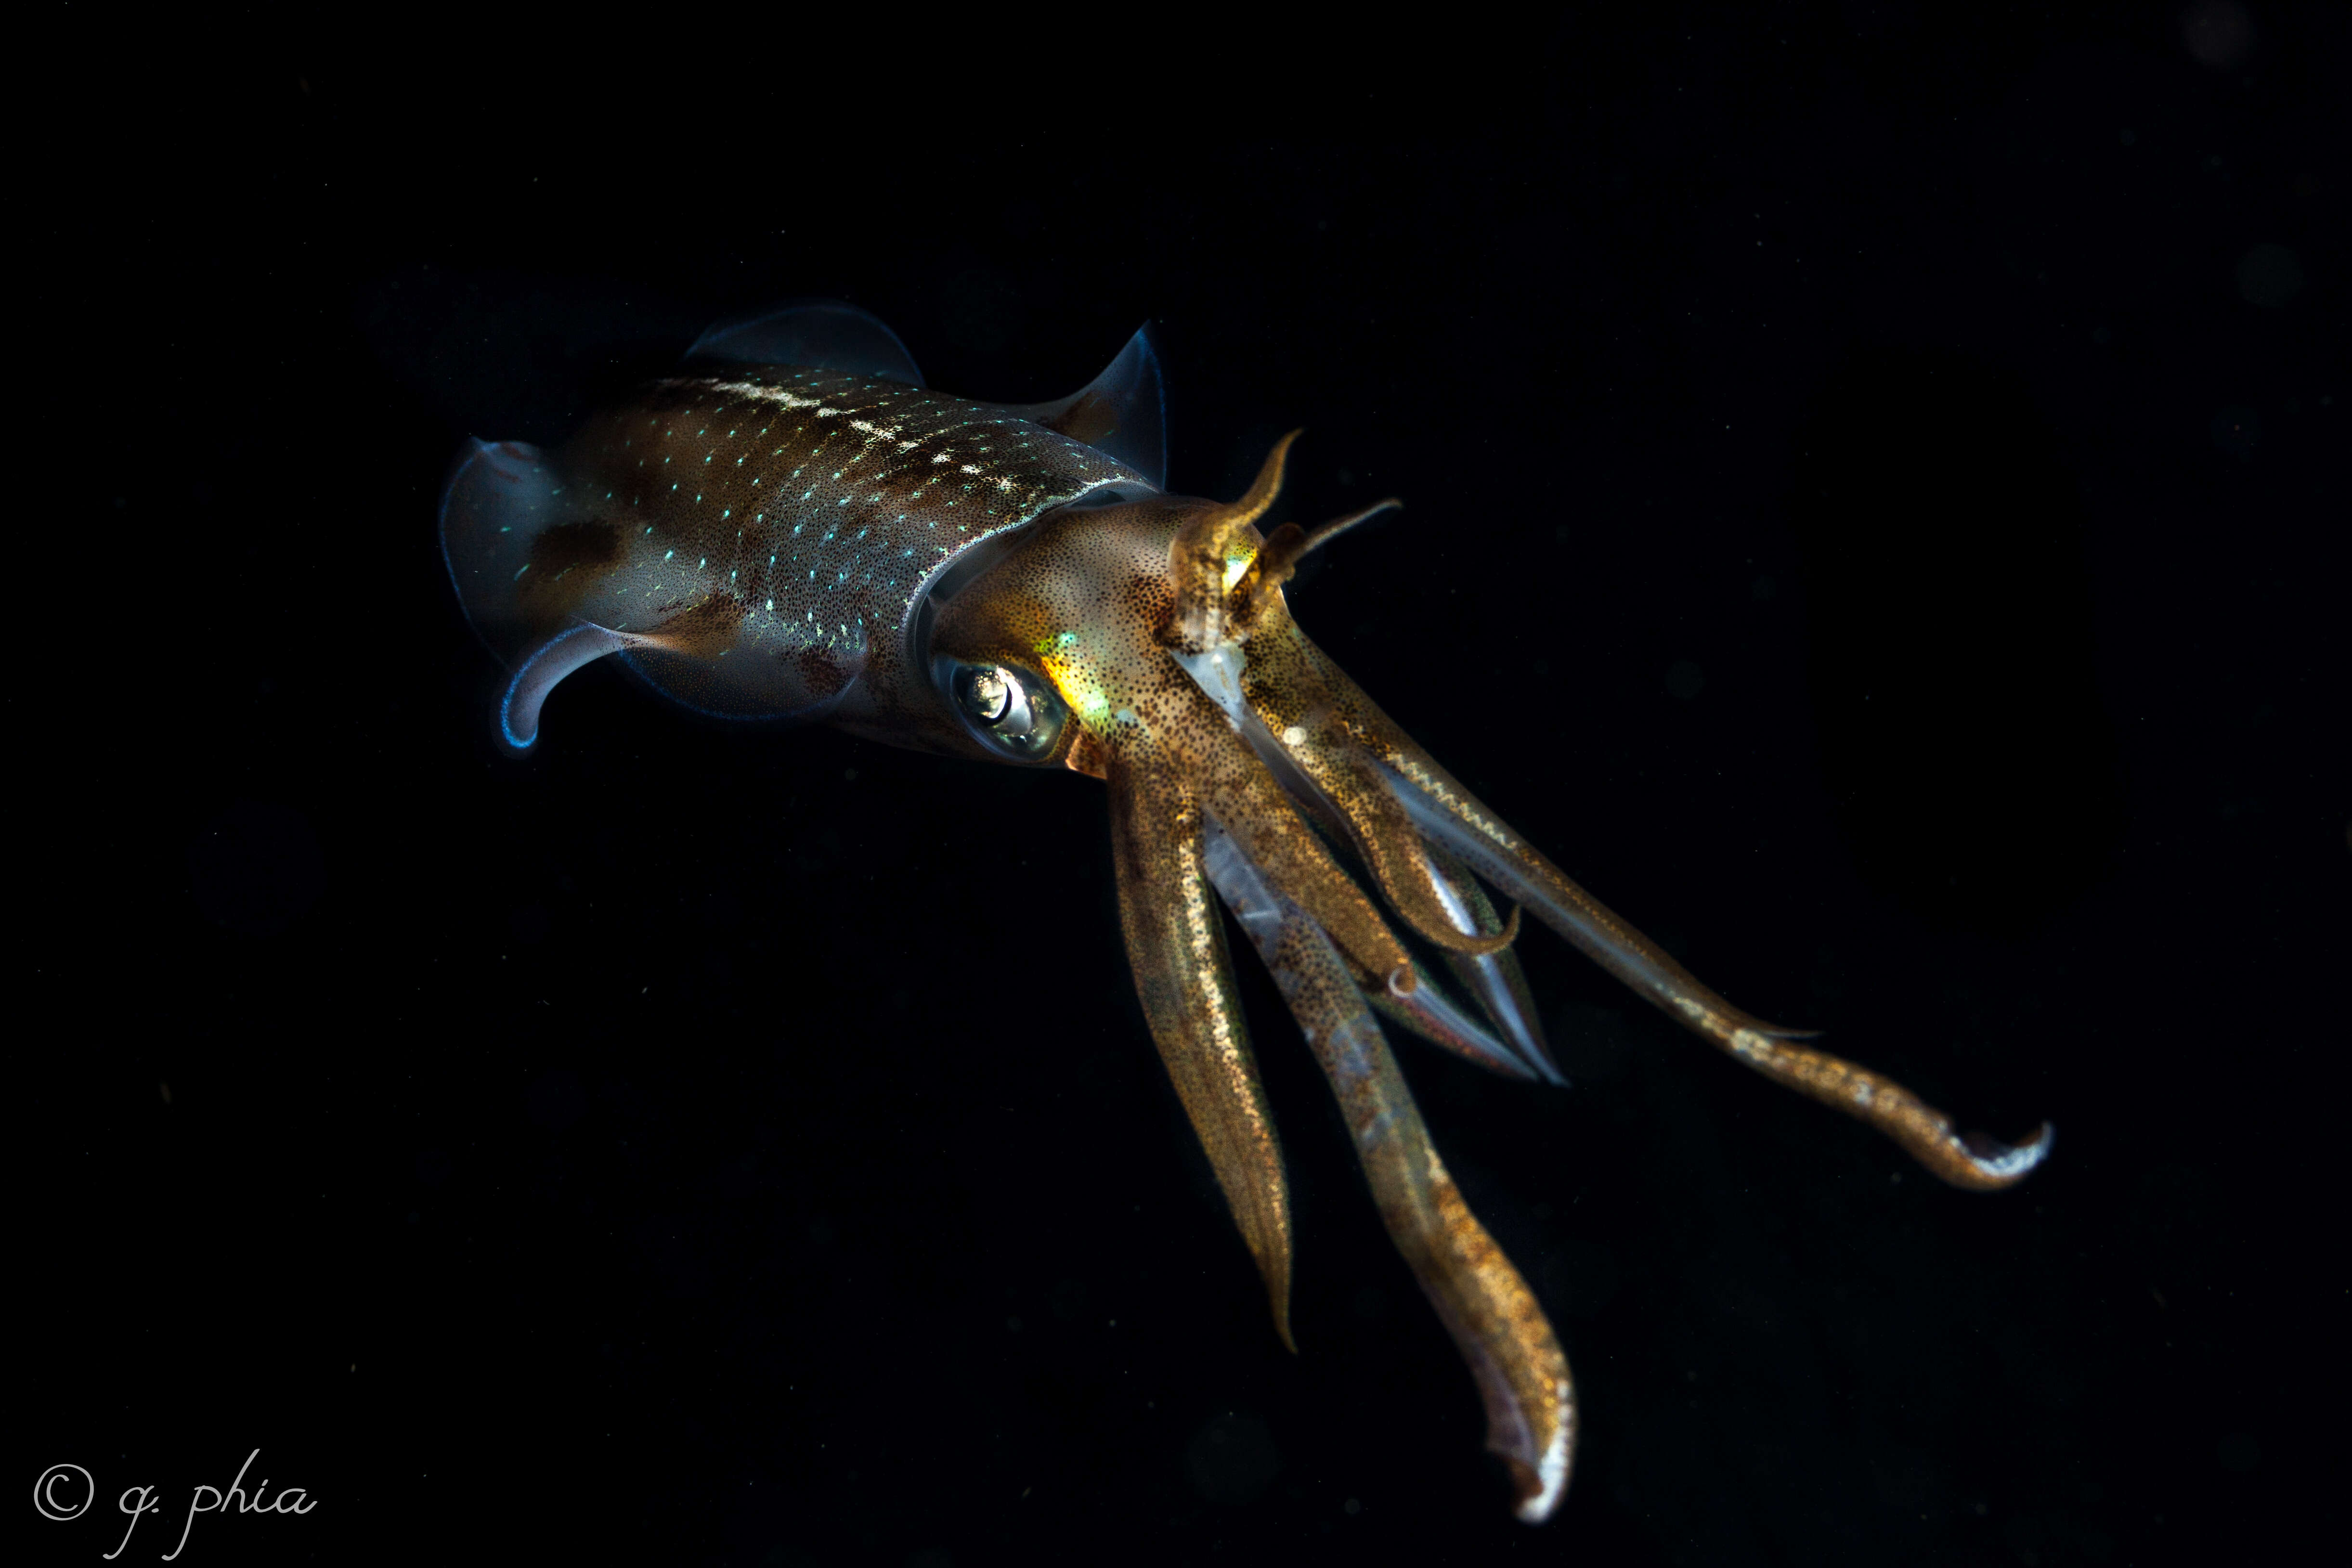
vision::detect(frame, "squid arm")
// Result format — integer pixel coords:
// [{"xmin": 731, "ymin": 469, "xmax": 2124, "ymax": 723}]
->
[
  {"xmin": 1204, "ymin": 821, "xmax": 1575, "ymax": 1524},
  {"xmin": 1235, "ymin": 562, "xmax": 2055, "ymax": 1193},
  {"xmin": 1107, "ymin": 750, "xmax": 1296, "ymax": 1346}
]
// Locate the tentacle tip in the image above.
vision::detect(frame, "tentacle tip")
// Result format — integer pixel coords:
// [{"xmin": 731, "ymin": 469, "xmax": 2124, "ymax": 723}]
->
[
  {"xmin": 1502, "ymin": 1422, "xmax": 1572, "ymax": 1524},
  {"xmin": 1263, "ymin": 1274, "xmax": 1299, "ymax": 1354},
  {"xmin": 1386, "ymin": 964, "xmax": 1418, "ymax": 998},
  {"xmin": 1464, "ymin": 903, "xmax": 1526, "ymax": 959},
  {"xmin": 1958, "ymin": 1120, "xmax": 2056, "ymax": 1186},
  {"xmin": 1413, "ymin": 904, "xmax": 1522, "ymax": 959}
]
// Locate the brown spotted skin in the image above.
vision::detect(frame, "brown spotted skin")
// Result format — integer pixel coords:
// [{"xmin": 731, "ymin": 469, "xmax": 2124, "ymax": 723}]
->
[
  {"xmin": 454, "ymin": 345, "xmax": 2052, "ymax": 1519},
  {"xmin": 933, "ymin": 500, "xmax": 1300, "ymax": 1337},
  {"xmin": 1239, "ymin": 881, "xmax": 1574, "ymax": 1523},
  {"xmin": 922, "ymin": 440, "xmax": 2048, "ymax": 1520},
  {"xmin": 449, "ymin": 366, "xmax": 1144, "ymax": 744},
  {"xmin": 929, "ymin": 498, "xmax": 1573, "ymax": 1515},
  {"xmin": 1234, "ymin": 617, "xmax": 2057, "ymax": 1192}
]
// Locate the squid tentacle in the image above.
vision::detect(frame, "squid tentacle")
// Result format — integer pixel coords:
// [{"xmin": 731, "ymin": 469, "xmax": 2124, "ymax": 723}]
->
[
  {"xmin": 1174, "ymin": 643, "xmax": 1521, "ymax": 967},
  {"xmin": 1107, "ymin": 752, "xmax": 1297, "ymax": 1345},
  {"xmin": 1371, "ymin": 958, "xmax": 1548, "ymax": 1083},
  {"xmin": 1223, "ymin": 600, "xmax": 2049, "ymax": 1193},
  {"xmin": 1227, "ymin": 573, "xmax": 1813, "ymax": 1048},
  {"xmin": 1166, "ymin": 430, "xmax": 1299, "ymax": 655},
  {"xmin": 1294, "ymin": 738, "xmax": 1530, "ymax": 960},
  {"xmin": 1169, "ymin": 652, "xmax": 1554, "ymax": 1083},
  {"xmin": 1203, "ymin": 823, "xmax": 1576, "ymax": 1523},
  {"xmin": 1371, "ymin": 752, "xmax": 2054, "ymax": 1190},
  {"xmin": 1196, "ymin": 706, "xmax": 1420, "ymax": 995},
  {"xmin": 1164, "ymin": 441, "xmax": 1519, "ymax": 965},
  {"xmin": 1374, "ymin": 746, "xmax": 1807, "ymax": 1037},
  {"xmin": 1422, "ymin": 843, "xmax": 1567, "ymax": 1087},
  {"xmin": 1232, "ymin": 497, "xmax": 1401, "ymax": 634},
  {"xmin": 464, "ymin": 326, "xmax": 2062, "ymax": 1527},
  {"xmin": 1374, "ymin": 841, "xmax": 1529, "ymax": 963},
  {"xmin": 1176, "ymin": 645, "xmax": 1548, "ymax": 1082}
]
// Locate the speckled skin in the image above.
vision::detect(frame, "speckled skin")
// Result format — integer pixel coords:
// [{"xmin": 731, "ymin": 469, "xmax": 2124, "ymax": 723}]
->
[
  {"xmin": 447, "ymin": 328, "xmax": 2051, "ymax": 1524},
  {"xmin": 441, "ymin": 366, "xmax": 1146, "ymax": 753},
  {"xmin": 931, "ymin": 492, "xmax": 1582, "ymax": 1518},
  {"xmin": 927, "ymin": 438, "xmax": 2052, "ymax": 1522}
]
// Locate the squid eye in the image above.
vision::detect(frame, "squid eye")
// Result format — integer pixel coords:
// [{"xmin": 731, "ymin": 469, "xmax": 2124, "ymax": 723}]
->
[
  {"xmin": 941, "ymin": 660, "xmax": 1067, "ymax": 762},
  {"xmin": 965, "ymin": 666, "xmax": 1012, "ymax": 724}
]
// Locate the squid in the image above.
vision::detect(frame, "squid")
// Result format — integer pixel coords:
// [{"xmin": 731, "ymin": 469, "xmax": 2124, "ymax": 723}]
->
[{"xmin": 441, "ymin": 301, "xmax": 2052, "ymax": 1522}]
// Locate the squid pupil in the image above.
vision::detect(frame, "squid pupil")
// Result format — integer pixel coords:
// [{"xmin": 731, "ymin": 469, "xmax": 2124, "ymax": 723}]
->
[
  {"xmin": 967, "ymin": 667, "xmax": 1013, "ymax": 724},
  {"xmin": 941, "ymin": 659, "xmax": 1062, "ymax": 760}
]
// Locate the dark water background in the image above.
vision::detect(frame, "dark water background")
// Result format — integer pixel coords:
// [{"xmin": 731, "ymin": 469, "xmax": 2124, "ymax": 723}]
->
[{"xmin": 25, "ymin": 6, "xmax": 2344, "ymax": 1564}]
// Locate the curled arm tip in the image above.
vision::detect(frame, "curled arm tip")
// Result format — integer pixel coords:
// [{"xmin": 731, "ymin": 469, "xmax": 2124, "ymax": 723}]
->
[
  {"xmin": 1510, "ymin": 1396, "xmax": 1574, "ymax": 1522},
  {"xmin": 1953, "ymin": 1120, "xmax": 2055, "ymax": 1188}
]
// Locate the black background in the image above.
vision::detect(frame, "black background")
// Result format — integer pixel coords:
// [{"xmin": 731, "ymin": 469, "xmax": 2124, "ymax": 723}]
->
[{"xmin": 24, "ymin": 5, "xmax": 2345, "ymax": 1565}]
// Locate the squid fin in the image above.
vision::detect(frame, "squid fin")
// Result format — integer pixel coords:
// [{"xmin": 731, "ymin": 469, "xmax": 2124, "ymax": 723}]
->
[
  {"xmin": 440, "ymin": 438, "xmax": 568, "ymax": 658},
  {"xmin": 1003, "ymin": 325, "xmax": 1167, "ymax": 490},
  {"xmin": 684, "ymin": 299, "xmax": 926, "ymax": 386}
]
